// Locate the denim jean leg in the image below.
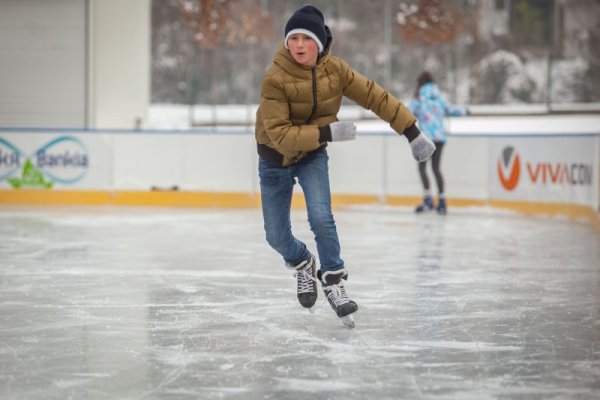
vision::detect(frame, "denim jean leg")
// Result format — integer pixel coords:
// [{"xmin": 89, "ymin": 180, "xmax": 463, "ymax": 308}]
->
[
  {"xmin": 296, "ymin": 149, "xmax": 344, "ymax": 272},
  {"xmin": 258, "ymin": 158, "xmax": 310, "ymax": 265}
]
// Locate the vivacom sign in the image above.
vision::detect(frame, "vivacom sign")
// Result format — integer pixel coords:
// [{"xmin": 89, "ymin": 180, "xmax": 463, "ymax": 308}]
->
[{"xmin": 492, "ymin": 136, "xmax": 597, "ymax": 206}]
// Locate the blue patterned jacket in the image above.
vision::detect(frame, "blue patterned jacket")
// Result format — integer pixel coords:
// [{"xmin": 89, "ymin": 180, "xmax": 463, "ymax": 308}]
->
[{"xmin": 409, "ymin": 82, "xmax": 467, "ymax": 144}]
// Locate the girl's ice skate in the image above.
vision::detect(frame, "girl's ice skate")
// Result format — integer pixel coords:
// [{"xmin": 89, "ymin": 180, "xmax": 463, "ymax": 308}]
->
[
  {"xmin": 415, "ymin": 195, "xmax": 434, "ymax": 213},
  {"xmin": 287, "ymin": 255, "xmax": 318, "ymax": 312},
  {"xmin": 318, "ymin": 268, "xmax": 358, "ymax": 328},
  {"xmin": 437, "ymin": 197, "xmax": 447, "ymax": 215}
]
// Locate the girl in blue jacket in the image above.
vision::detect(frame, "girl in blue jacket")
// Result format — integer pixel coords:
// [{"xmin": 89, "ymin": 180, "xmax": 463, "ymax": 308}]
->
[{"xmin": 409, "ymin": 72, "xmax": 468, "ymax": 214}]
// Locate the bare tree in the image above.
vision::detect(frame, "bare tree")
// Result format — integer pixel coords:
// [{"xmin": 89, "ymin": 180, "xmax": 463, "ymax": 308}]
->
[
  {"xmin": 396, "ymin": 0, "xmax": 465, "ymax": 45},
  {"xmin": 178, "ymin": 0, "xmax": 273, "ymax": 124},
  {"xmin": 179, "ymin": 0, "xmax": 273, "ymax": 48}
]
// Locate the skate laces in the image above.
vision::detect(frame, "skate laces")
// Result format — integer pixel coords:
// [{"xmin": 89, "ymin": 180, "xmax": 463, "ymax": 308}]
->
[
  {"xmin": 292, "ymin": 260, "xmax": 317, "ymax": 294},
  {"xmin": 324, "ymin": 282, "xmax": 350, "ymax": 307}
]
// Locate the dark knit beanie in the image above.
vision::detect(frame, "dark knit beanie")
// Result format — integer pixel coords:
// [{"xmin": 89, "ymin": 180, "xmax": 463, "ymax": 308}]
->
[{"xmin": 284, "ymin": 5, "xmax": 326, "ymax": 53}]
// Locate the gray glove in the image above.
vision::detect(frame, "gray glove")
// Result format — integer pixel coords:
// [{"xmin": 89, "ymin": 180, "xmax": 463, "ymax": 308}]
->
[
  {"xmin": 410, "ymin": 133, "xmax": 436, "ymax": 162},
  {"xmin": 329, "ymin": 121, "xmax": 357, "ymax": 141}
]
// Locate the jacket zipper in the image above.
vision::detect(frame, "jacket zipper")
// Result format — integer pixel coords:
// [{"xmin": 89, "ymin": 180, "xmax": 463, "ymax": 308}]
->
[{"xmin": 303, "ymin": 67, "xmax": 317, "ymax": 124}]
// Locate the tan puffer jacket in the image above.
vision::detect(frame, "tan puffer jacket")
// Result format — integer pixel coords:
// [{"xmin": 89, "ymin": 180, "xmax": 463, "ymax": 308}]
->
[{"xmin": 255, "ymin": 40, "xmax": 416, "ymax": 167}]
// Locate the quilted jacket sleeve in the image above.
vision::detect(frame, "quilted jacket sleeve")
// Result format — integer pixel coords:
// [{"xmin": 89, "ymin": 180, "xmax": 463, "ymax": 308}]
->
[{"xmin": 339, "ymin": 59, "xmax": 416, "ymax": 135}]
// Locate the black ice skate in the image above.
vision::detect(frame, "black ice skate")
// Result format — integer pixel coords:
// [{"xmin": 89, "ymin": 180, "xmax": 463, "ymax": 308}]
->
[
  {"xmin": 318, "ymin": 268, "xmax": 358, "ymax": 328},
  {"xmin": 286, "ymin": 255, "xmax": 318, "ymax": 312}
]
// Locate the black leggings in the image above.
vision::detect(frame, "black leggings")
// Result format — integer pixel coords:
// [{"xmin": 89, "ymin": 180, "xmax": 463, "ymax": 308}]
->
[{"xmin": 418, "ymin": 141, "xmax": 445, "ymax": 194}]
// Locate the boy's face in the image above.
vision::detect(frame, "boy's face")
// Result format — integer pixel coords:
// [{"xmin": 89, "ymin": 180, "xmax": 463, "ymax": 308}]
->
[{"xmin": 286, "ymin": 33, "xmax": 319, "ymax": 67}]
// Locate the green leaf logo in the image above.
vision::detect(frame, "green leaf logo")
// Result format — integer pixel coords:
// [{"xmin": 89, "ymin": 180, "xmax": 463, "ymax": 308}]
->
[{"xmin": 7, "ymin": 159, "xmax": 53, "ymax": 189}]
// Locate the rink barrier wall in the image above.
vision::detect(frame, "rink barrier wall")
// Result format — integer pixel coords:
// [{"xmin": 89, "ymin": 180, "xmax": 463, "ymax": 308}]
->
[{"xmin": 1, "ymin": 114, "xmax": 599, "ymax": 234}]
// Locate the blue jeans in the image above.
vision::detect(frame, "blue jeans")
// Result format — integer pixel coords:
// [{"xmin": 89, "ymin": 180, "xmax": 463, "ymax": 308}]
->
[{"xmin": 258, "ymin": 148, "xmax": 344, "ymax": 272}]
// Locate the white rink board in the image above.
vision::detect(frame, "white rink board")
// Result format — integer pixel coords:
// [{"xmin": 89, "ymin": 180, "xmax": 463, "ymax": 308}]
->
[{"xmin": 1, "ymin": 114, "xmax": 599, "ymax": 212}]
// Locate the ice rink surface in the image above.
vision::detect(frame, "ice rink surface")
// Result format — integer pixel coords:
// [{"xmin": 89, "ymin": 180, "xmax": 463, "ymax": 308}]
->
[{"xmin": 1, "ymin": 205, "xmax": 599, "ymax": 400}]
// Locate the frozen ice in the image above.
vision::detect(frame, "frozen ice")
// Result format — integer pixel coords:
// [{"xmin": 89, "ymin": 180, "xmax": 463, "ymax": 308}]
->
[{"xmin": 0, "ymin": 205, "xmax": 599, "ymax": 399}]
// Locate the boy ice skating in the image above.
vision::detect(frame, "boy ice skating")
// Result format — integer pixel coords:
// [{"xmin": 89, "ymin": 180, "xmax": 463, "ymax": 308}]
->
[{"xmin": 255, "ymin": 5, "xmax": 435, "ymax": 327}]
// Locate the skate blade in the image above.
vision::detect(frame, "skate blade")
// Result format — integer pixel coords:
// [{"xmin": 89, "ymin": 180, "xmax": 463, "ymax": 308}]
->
[{"xmin": 341, "ymin": 314, "xmax": 355, "ymax": 328}]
